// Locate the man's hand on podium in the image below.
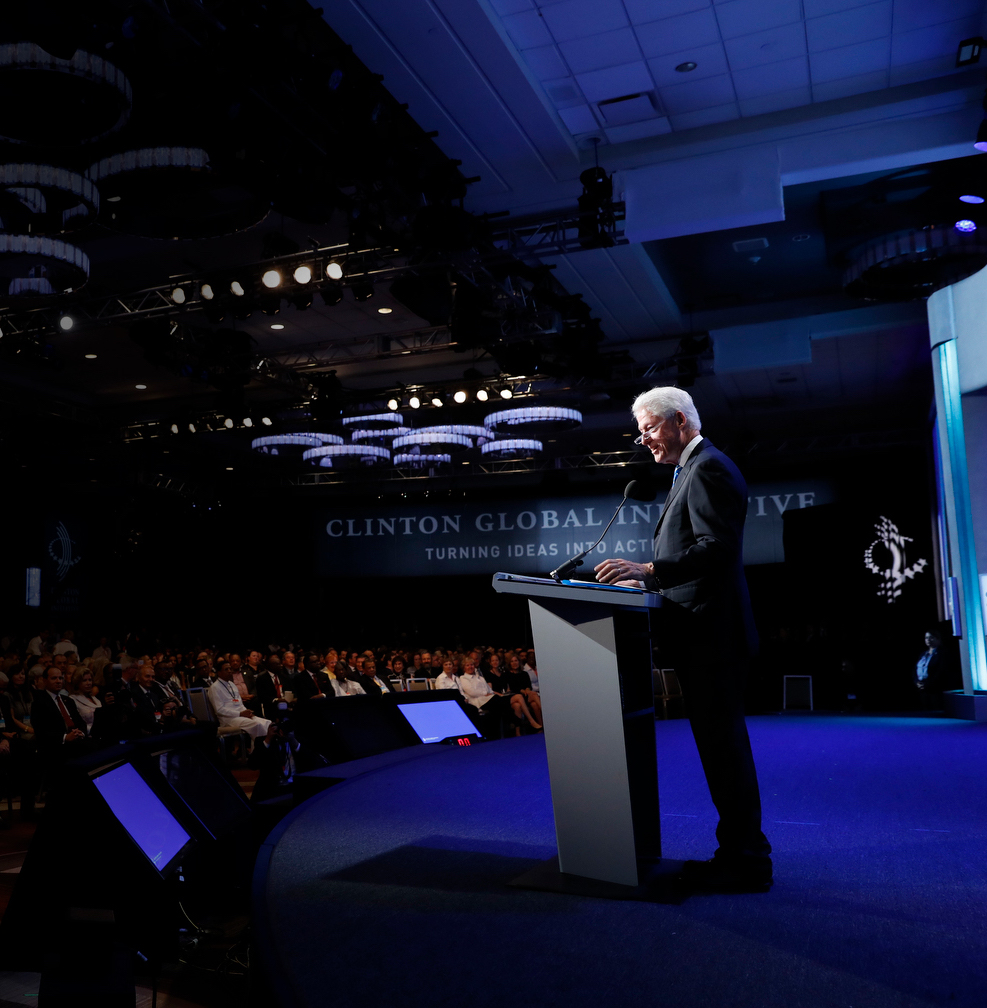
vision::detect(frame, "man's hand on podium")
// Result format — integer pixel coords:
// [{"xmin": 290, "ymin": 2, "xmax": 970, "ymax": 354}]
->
[{"xmin": 594, "ymin": 558, "xmax": 653, "ymax": 585}]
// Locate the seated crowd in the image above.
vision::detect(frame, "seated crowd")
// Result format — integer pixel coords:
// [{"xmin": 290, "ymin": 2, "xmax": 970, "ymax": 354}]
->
[{"xmin": 0, "ymin": 629, "xmax": 542, "ymax": 821}]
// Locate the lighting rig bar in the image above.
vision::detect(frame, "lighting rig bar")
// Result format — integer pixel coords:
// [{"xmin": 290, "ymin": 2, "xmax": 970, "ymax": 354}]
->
[{"xmin": 490, "ymin": 203, "xmax": 628, "ymax": 258}]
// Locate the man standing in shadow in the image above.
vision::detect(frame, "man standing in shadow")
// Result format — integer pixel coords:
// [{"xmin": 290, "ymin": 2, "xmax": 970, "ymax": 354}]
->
[{"xmin": 595, "ymin": 386, "xmax": 771, "ymax": 893}]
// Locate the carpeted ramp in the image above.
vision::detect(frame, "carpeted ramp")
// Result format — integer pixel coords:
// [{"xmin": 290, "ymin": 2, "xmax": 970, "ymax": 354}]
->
[{"xmin": 257, "ymin": 715, "xmax": 987, "ymax": 1008}]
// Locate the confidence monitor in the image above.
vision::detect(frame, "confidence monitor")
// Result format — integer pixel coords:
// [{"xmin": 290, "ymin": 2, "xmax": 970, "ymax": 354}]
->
[
  {"xmin": 92, "ymin": 761, "xmax": 194, "ymax": 877},
  {"xmin": 395, "ymin": 697, "xmax": 479, "ymax": 744}
]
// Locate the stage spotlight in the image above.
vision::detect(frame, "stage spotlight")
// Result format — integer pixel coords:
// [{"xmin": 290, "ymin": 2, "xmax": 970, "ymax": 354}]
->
[
  {"xmin": 431, "ymin": 397, "xmax": 444, "ymax": 407},
  {"xmin": 230, "ymin": 281, "xmax": 246, "ymax": 296},
  {"xmin": 409, "ymin": 395, "xmax": 421, "ymax": 409},
  {"xmin": 353, "ymin": 283, "xmax": 374, "ymax": 302},
  {"xmin": 387, "ymin": 398, "xmax": 399, "ymax": 410},
  {"xmin": 171, "ymin": 287, "xmax": 186, "ymax": 304},
  {"xmin": 259, "ymin": 296, "xmax": 281, "ymax": 316},
  {"xmin": 377, "ymin": 307, "xmax": 393, "ymax": 314},
  {"xmin": 326, "ymin": 262, "xmax": 343, "ymax": 280},
  {"xmin": 170, "ymin": 423, "xmax": 179, "ymax": 434},
  {"xmin": 58, "ymin": 314, "xmax": 74, "ymax": 331},
  {"xmin": 135, "ymin": 384, "xmax": 147, "ymax": 390},
  {"xmin": 188, "ymin": 423, "xmax": 196, "ymax": 433},
  {"xmin": 243, "ymin": 417, "xmax": 253, "ymax": 427},
  {"xmin": 287, "ymin": 289, "xmax": 313, "ymax": 310},
  {"xmin": 261, "ymin": 416, "xmax": 273, "ymax": 425},
  {"xmin": 262, "ymin": 270, "xmax": 282, "ymax": 289},
  {"xmin": 200, "ymin": 283, "xmax": 214, "ymax": 300},
  {"xmin": 500, "ymin": 388, "xmax": 513, "ymax": 399},
  {"xmin": 454, "ymin": 390, "xmax": 467, "ymax": 403},
  {"xmin": 960, "ymin": 195, "xmax": 985, "ymax": 204},
  {"xmin": 270, "ymin": 323, "xmax": 285, "ymax": 329},
  {"xmin": 956, "ymin": 219, "xmax": 978, "ymax": 232},
  {"xmin": 476, "ymin": 389, "xmax": 488, "ymax": 401},
  {"xmin": 224, "ymin": 417, "xmax": 234, "ymax": 428},
  {"xmin": 84, "ymin": 353, "xmax": 97, "ymax": 359},
  {"xmin": 321, "ymin": 284, "xmax": 343, "ymax": 306},
  {"xmin": 293, "ymin": 265, "xmax": 313, "ymax": 284}
]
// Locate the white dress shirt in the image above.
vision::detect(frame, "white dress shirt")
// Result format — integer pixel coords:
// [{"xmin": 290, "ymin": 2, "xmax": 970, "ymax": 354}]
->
[
  {"xmin": 678, "ymin": 434, "xmax": 704, "ymax": 469},
  {"xmin": 458, "ymin": 672, "xmax": 495, "ymax": 708},
  {"xmin": 433, "ymin": 672, "xmax": 464, "ymax": 693},
  {"xmin": 209, "ymin": 677, "xmax": 250, "ymax": 719},
  {"xmin": 332, "ymin": 679, "xmax": 366, "ymax": 697}
]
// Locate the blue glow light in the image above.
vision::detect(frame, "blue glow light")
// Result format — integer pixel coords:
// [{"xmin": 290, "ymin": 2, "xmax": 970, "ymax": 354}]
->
[
  {"xmin": 955, "ymin": 219, "xmax": 978, "ymax": 232},
  {"xmin": 959, "ymin": 195, "xmax": 985, "ymax": 204}
]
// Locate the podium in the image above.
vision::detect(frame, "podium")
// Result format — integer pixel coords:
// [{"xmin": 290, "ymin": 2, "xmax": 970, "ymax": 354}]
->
[{"xmin": 492, "ymin": 572, "xmax": 662, "ymax": 893}]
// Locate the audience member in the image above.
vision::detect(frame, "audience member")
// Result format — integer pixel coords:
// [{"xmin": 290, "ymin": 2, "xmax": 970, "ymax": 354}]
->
[
  {"xmin": 331, "ymin": 665, "xmax": 365, "ymax": 697},
  {"xmin": 52, "ymin": 631, "xmax": 77, "ymax": 657},
  {"xmin": 433, "ymin": 659, "xmax": 463, "ymax": 694},
  {"xmin": 208, "ymin": 664, "xmax": 271, "ymax": 744},
  {"xmin": 129, "ymin": 665, "xmax": 163, "ymax": 733},
  {"xmin": 68, "ymin": 669, "xmax": 102, "ymax": 730},
  {"xmin": 31, "ymin": 666, "xmax": 89, "ymax": 765},
  {"xmin": 354, "ymin": 660, "xmax": 394, "ymax": 698},
  {"xmin": 92, "ymin": 637, "xmax": 113, "ymax": 662}
]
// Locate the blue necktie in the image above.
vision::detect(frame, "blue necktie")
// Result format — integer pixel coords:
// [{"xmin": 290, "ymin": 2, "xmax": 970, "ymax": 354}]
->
[{"xmin": 672, "ymin": 464, "xmax": 683, "ymax": 485}]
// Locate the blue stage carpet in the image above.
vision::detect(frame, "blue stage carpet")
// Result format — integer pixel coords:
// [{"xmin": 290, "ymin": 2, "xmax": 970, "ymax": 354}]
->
[{"xmin": 258, "ymin": 715, "xmax": 987, "ymax": 1008}]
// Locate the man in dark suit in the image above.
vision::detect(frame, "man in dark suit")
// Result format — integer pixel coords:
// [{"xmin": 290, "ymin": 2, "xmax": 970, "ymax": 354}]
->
[
  {"xmin": 31, "ymin": 666, "xmax": 90, "ymax": 766},
  {"xmin": 290, "ymin": 664, "xmax": 332, "ymax": 703},
  {"xmin": 255, "ymin": 666, "xmax": 289, "ymax": 719},
  {"xmin": 595, "ymin": 385, "xmax": 770, "ymax": 892},
  {"xmin": 128, "ymin": 665, "xmax": 163, "ymax": 734}
]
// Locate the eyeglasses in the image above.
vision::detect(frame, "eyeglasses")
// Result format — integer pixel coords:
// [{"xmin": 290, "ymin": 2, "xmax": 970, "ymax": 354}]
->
[{"xmin": 633, "ymin": 418, "xmax": 667, "ymax": 445}]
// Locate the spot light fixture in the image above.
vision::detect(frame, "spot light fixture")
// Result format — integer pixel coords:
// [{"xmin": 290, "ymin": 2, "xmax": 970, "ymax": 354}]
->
[
  {"xmin": 409, "ymin": 395, "xmax": 421, "ymax": 409},
  {"xmin": 200, "ymin": 283, "xmax": 214, "ymax": 300},
  {"xmin": 230, "ymin": 281, "xmax": 246, "ymax": 296},
  {"xmin": 170, "ymin": 423, "xmax": 179, "ymax": 434},
  {"xmin": 321, "ymin": 284, "xmax": 343, "ymax": 306},
  {"xmin": 262, "ymin": 270, "xmax": 282, "ymax": 289},
  {"xmin": 224, "ymin": 417, "xmax": 234, "ymax": 428},
  {"xmin": 84, "ymin": 353, "xmax": 97, "ymax": 359},
  {"xmin": 387, "ymin": 398, "xmax": 399, "ymax": 410},
  {"xmin": 188, "ymin": 423, "xmax": 196, "ymax": 433},
  {"xmin": 500, "ymin": 388, "xmax": 513, "ymax": 399},
  {"xmin": 353, "ymin": 283, "xmax": 374, "ymax": 302},
  {"xmin": 243, "ymin": 417, "xmax": 253, "ymax": 427},
  {"xmin": 171, "ymin": 287, "xmax": 186, "ymax": 304},
  {"xmin": 476, "ymin": 389, "xmax": 488, "ymax": 401},
  {"xmin": 326, "ymin": 262, "xmax": 343, "ymax": 280},
  {"xmin": 293, "ymin": 265, "xmax": 313, "ymax": 284},
  {"xmin": 58, "ymin": 314, "xmax": 74, "ymax": 331},
  {"xmin": 261, "ymin": 416, "xmax": 273, "ymax": 425},
  {"xmin": 431, "ymin": 397, "xmax": 444, "ymax": 407},
  {"xmin": 454, "ymin": 390, "xmax": 467, "ymax": 403}
]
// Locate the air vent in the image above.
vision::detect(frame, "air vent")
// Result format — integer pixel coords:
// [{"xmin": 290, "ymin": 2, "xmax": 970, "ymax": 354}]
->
[
  {"xmin": 732, "ymin": 237, "xmax": 769, "ymax": 253},
  {"xmin": 597, "ymin": 92, "xmax": 657, "ymax": 126}
]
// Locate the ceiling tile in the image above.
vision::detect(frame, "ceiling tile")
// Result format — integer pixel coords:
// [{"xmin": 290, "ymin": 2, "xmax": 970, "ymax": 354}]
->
[
  {"xmin": 738, "ymin": 86, "xmax": 812, "ymax": 115},
  {"xmin": 519, "ymin": 43, "xmax": 570, "ymax": 79},
  {"xmin": 488, "ymin": 0, "xmax": 536, "ymax": 14},
  {"xmin": 636, "ymin": 9, "xmax": 721, "ymax": 58},
  {"xmin": 625, "ymin": 0, "xmax": 711, "ymax": 21},
  {"xmin": 811, "ymin": 67, "xmax": 888, "ymax": 100},
  {"xmin": 648, "ymin": 42, "xmax": 730, "ymax": 85},
  {"xmin": 501, "ymin": 9, "xmax": 555, "ymax": 48},
  {"xmin": 809, "ymin": 37, "xmax": 889, "ymax": 82},
  {"xmin": 713, "ymin": 0, "xmax": 802, "ymax": 40},
  {"xmin": 543, "ymin": 76, "xmax": 585, "ymax": 106},
  {"xmin": 802, "ymin": 0, "xmax": 881, "ymax": 15},
  {"xmin": 668, "ymin": 102, "xmax": 740, "ymax": 129},
  {"xmin": 891, "ymin": 15, "xmax": 981, "ymax": 66},
  {"xmin": 892, "ymin": 0, "xmax": 983, "ymax": 34},
  {"xmin": 731, "ymin": 56, "xmax": 809, "ymax": 98},
  {"xmin": 658, "ymin": 72, "xmax": 736, "ymax": 113},
  {"xmin": 604, "ymin": 117, "xmax": 674, "ymax": 143},
  {"xmin": 806, "ymin": 1, "xmax": 891, "ymax": 54},
  {"xmin": 557, "ymin": 104, "xmax": 601, "ymax": 133},
  {"xmin": 541, "ymin": 0, "xmax": 629, "ymax": 43},
  {"xmin": 575, "ymin": 61, "xmax": 655, "ymax": 101},
  {"xmin": 559, "ymin": 28, "xmax": 643, "ymax": 73},
  {"xmin": 724, "ymin": 23, "xmax": 806, "ymax": 71}
]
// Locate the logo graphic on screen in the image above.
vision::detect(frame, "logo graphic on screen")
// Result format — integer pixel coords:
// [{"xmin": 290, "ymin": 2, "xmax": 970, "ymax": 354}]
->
[
  {"xmin": 863, "ymin": 516, "xmax": 927, "ymax": 603},
  {"xmin": 397, "ymin": 700, "xmax": 478, "ymax": 744},
  {"xmin": 48, "ymin": 521, "xmax": 81, "ymax": 582}
]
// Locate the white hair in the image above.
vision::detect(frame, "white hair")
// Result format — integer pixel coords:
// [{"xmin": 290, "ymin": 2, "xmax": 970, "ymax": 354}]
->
[{"xmin": 631, "ymin": 386, "xmax": 701, "ymax": 431}]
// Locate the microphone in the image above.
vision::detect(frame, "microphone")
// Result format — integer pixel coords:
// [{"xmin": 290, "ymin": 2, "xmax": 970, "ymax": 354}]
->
[{"xmin": 549, "ymin": 480, "xmax": 656, "ymax": 582}]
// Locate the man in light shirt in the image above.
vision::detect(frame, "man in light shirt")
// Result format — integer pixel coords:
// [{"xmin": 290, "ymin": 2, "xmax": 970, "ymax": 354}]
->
[
  {"xmin": 208, "ymin": 664, "xmax": 272, "ymax": 743},
  {"xmin": 52, "ymin": 631, "xmax": 77, "ymax": 656}
]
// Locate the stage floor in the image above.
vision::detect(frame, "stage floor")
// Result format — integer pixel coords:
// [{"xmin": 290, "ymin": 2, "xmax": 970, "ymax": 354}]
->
[{"xmin": 257, "ymin": 714, "xmax": 987, "ymax": 1008}]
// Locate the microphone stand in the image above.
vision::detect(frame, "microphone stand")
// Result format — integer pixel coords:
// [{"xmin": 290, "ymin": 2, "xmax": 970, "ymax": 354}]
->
[{"xmin": 549, "ymin": 494, "xmax": 632, "ymax": 583}]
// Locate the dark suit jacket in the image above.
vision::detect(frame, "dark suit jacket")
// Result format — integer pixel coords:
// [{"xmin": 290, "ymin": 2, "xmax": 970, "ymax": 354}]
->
[
  {"xmin": 644, "ymin": 439, "xmax": 757, "ymax": 659},
  {"xmin": 31, "ymin": 691, "xmax": 88, "ymax": 749},
  {"xmin": 128, "ymin": 683, "xmax": 162, "ymax": 732},
  {"xmin": 291, "ymin": 669, "xmax": 332, "ymax": 702},
  {"xmin": 255, "ymin": 670, "xmax": 287, "ymax": 717}
]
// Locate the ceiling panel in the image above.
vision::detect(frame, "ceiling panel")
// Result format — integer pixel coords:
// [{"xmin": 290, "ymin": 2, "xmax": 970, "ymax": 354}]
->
[{"xmin": 483, "ymin": 0, "xmax": 987, "ymax": 147}]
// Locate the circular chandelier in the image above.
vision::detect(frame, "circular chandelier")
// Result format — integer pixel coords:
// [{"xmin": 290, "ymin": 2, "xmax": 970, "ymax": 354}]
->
[
  {"xmin": 88, "ymin": 147, "xmax": 269, "ymax": 239},
  {"xmin": 416, "ymin": 424, "xmax": 496, "ymax": 445},
  {"xmin": 0, "ymin": 235, "xmax": 89, "ymax": 298},
  {"xmin": 394, "ymin": 453, "xmax": 452, "ymax": 468},
  {"xmin": 480, "ymin": 439, "xmax": 543, "ymax": 458},
  {"xmin": 0, "ymin": 164, "xmax": 99, "ymax": 235},
  {"xmin": 483, "ymin": 406, "xmax": 582, "ymax": 431},
  {"xmin": 341, "ymin": 412, "xmax": 406, "ymax": 430},
  {"xmin": 302, "ymin": 444, "xmax": 391, "ymax": 467},
  {"xmin": 0, "ymin": 43, "xmax": 132, "ymax": 145},
  {"xmin": 351, "ymin": 427, "xmax": 410, "ymax": 445},
  {"xmin": 252, "ymin": 433, "xmax": 343, "ymax": 454},
  {"xmin": 393, "ymin": 431, "xmax": 473, "ymax": 453}
]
